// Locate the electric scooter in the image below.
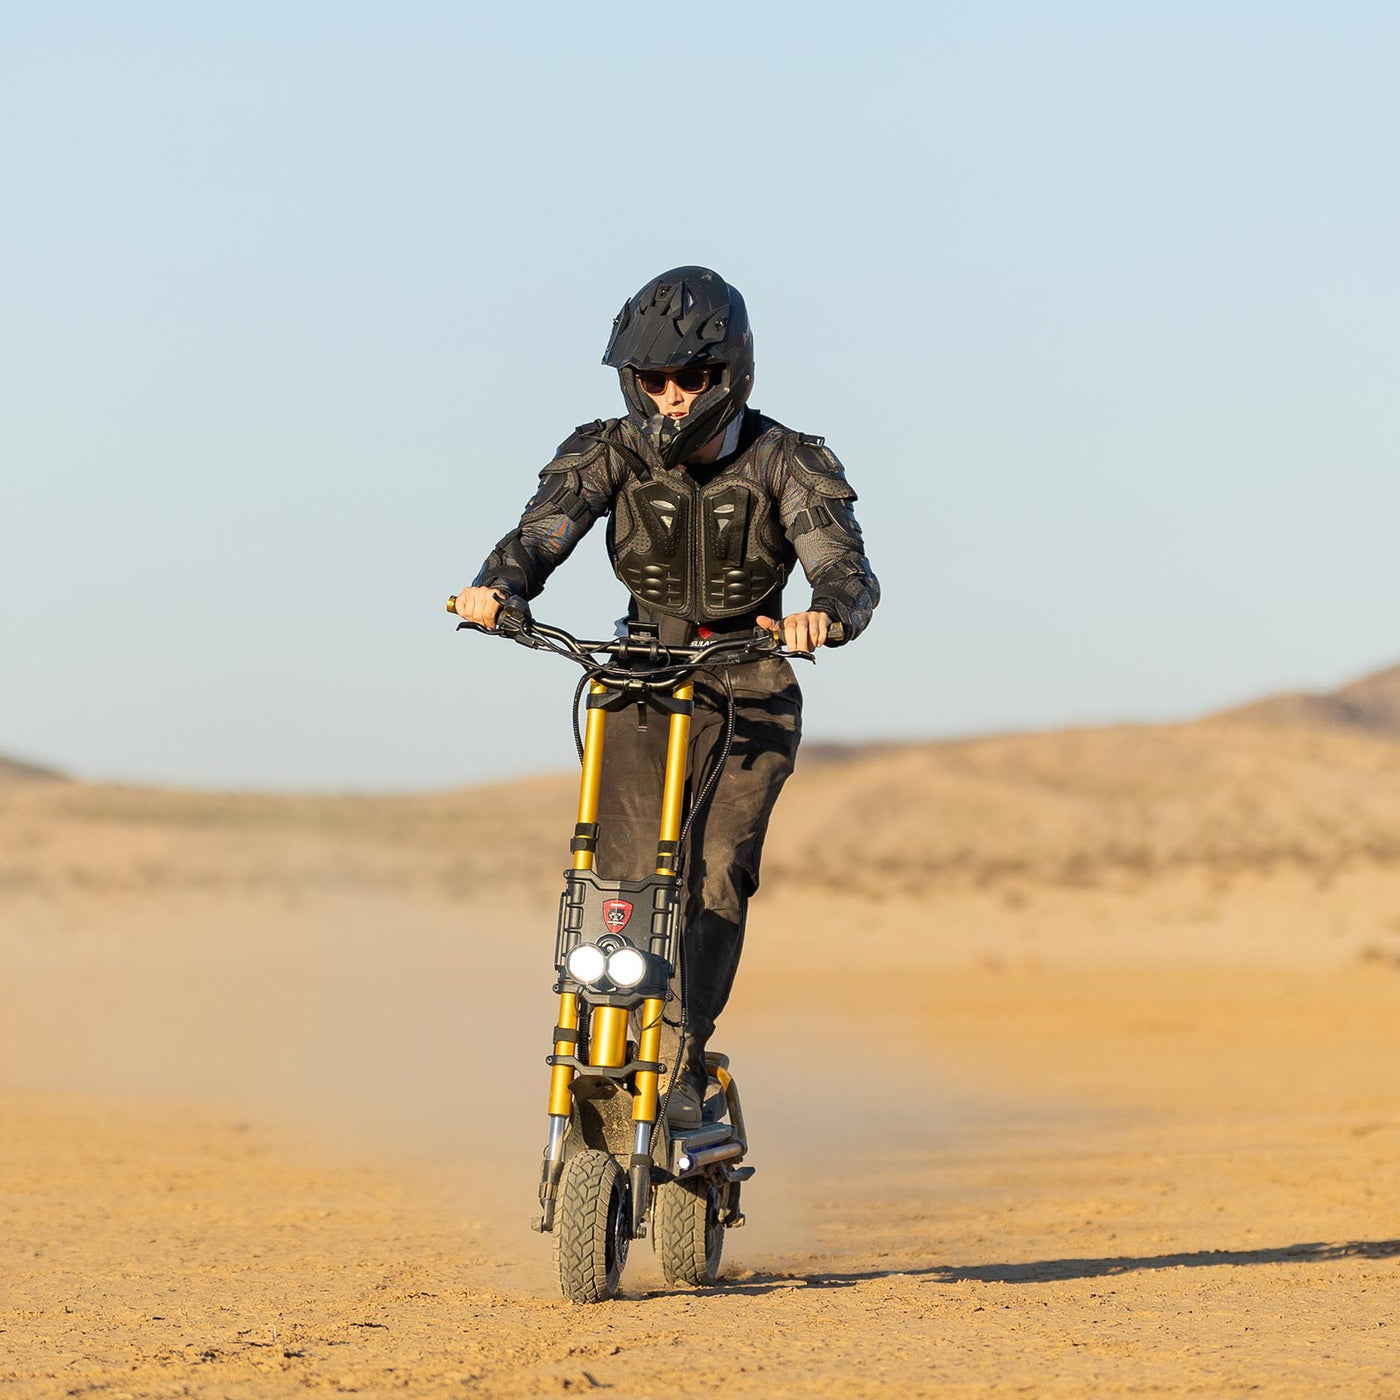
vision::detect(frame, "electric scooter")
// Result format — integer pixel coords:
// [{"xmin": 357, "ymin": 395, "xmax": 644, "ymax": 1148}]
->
[{"xmin": 447, "ymin": 594, "xmax": 834, "ymax": 1302}]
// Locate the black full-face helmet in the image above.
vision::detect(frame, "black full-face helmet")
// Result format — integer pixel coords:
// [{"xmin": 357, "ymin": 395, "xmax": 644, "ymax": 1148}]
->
[{"xmin": 602, "ymin": 265, "xmax": 754, "ymax": 470}]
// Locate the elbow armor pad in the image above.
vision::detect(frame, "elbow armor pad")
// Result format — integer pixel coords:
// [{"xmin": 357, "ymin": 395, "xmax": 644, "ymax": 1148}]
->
[{"xmin": 783, "ymin": 435, "xmax": 880, "ymax": 644}]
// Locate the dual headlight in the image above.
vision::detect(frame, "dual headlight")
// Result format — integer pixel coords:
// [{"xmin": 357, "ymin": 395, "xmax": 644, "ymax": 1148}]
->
[{"xmin": 566, "ymin": 942, "xmax": 648, "ymax": 989}]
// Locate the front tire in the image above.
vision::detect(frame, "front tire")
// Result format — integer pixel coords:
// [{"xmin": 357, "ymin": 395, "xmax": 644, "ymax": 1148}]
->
[
  {"xmin": 553, "ymin": 1150, "xmax": 630, "ymax": 1304},
  {"xmin": 653, "ymin": 1176, "xmax": 723, "ymax": 1286}
]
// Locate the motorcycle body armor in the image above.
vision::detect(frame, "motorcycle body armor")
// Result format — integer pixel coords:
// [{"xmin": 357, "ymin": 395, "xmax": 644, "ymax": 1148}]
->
[
  {"xmin": 609, "ymin": 468, "xmax": 788, "ymax": 625},
  {"xmin": 473, "ymin": 411, "xmax": 879, "ymax": 645}
]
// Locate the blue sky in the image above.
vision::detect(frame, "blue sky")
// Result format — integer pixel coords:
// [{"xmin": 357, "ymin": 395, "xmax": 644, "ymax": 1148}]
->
[{"xmin": 3, "ymin": 3, "xmax": 1397, "ymax": 788}]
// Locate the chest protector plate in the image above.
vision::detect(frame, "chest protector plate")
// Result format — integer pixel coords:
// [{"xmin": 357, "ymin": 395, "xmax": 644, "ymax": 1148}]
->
[{"xmin": 608, "ymin": 464, "xmax": 788, "ymax": 623}]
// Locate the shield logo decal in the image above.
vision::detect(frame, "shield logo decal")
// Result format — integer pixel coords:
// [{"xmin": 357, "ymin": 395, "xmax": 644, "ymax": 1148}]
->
[{"xmin": 603, "ymin": 899, "xmax": 634, "ymax": 934}]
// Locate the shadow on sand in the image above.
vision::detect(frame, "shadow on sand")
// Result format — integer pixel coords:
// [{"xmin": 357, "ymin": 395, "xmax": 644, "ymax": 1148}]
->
[{"xmin": 697, "ymin": 1238, "xmax": 1400, "ymax": 1296}]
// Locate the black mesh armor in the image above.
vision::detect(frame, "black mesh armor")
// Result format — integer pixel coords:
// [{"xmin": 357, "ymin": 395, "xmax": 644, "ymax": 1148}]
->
[{"xmin": 472, "ymin": 411, "xmax": 879, "ymax": 645}]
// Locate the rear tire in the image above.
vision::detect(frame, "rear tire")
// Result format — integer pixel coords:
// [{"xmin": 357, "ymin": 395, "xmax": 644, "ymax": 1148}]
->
[
  {"xmin": 653, "ymin": 1176, "xmax": 723, "ymax": 1286},
  {"xmin": 553, "ymin": 1150, "xmax": 630, "ymax": 1304}
]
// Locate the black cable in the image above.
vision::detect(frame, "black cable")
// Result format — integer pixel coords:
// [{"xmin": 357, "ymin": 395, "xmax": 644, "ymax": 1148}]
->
[
  {"xmin": 570, "ymin": 671, "xmax": 589, "ymax": 765},
  {"xmin": 657, "ymin": 923, "xmax": 688, "ymax": 1134},
  {"xmin": 680, "ymin": 670, "xmax": 736, "ymax": 848}
]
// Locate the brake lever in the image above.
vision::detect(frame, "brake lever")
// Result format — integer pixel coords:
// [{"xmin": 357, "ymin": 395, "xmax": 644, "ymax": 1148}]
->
[
  {"xmin": 451, "ymin": 594, "xmax": 544, "ymax": 646},
  {"xmin": 496, "ymin": 595, "xmax": 534, "ymax": 638}
]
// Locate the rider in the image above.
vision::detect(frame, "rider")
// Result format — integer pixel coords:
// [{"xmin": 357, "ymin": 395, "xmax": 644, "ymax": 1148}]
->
[{"xmin": 455, "ymin": 266, "xmax": 879, "ymax": 1124}]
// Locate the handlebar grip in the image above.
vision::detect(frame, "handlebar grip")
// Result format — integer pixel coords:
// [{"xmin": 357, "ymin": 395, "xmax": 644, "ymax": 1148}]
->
[
  {"xmin": 446, "ymin": 589, "xmax": 524, "ymax": 620},
  {"xmin": 766, "ymin": 620, "xmax": 845, "ymax": 646}
]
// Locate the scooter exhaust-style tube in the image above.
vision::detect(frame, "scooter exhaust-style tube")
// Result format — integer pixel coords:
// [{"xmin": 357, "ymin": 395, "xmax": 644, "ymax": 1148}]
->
[
  {"xmin": 670, "ymin": 1122, "xmax": 734, "ymax": 1152},
  {"xmin": 675, "ymin": 1140, "xmax": 746, "ymax": 1174}
]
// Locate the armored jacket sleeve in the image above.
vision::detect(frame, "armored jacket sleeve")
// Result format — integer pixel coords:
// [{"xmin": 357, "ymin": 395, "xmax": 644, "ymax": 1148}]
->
[
  {"xmin": 472, "ymin": 426, "xmax": 621, "ymax": 600},
  {"xmin": 777, "ymin": 435, "xmax": 880, "ymax": 645}
]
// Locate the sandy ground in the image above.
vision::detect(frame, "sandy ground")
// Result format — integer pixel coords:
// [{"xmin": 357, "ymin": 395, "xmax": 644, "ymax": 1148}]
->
[{"xmin": 3, "ymin": 729, "xmax": 1400, "ymax": 1396}]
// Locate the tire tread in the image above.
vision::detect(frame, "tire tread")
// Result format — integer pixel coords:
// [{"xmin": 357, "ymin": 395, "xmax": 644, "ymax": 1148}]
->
[
  {"xmin": 653, "ymin": 1177, "xmax": 720, "ymax": 1287},
  {"xmin": 553, "ymin": 1150, "xmax": 627, "ymax": 1304}
]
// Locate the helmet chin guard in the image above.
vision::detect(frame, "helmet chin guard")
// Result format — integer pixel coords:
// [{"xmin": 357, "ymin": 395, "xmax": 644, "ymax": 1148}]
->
[{"xmin": 603, "ymin": 266, "xmax": 754, "ymax": 471}]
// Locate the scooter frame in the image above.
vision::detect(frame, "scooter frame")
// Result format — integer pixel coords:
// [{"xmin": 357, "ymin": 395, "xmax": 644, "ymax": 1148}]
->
[{"xmin": 449, "ymin": 597, "xmax": 831, "ymax": 1298}]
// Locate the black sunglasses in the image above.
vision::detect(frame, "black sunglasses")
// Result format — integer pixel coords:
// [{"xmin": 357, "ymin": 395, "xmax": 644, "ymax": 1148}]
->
[{"xmin": 635, "ymin": 366, "xmax": 716, "ymax": 395}]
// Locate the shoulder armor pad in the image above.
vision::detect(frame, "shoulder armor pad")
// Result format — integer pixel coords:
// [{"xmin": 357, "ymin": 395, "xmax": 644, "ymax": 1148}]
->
[
  {"xmin": 786, "ymin": 433, "xmax": 857, "ymax": 500},
  {"xmin": 546, "ymin": 420, "xmax": 615, "ymax": 472}
]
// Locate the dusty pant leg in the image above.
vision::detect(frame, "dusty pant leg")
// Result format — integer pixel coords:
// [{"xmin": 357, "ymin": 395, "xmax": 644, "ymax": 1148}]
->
[{"xmin": 680, "ymin": 661, "xmax": 802, "ymax": 1060}]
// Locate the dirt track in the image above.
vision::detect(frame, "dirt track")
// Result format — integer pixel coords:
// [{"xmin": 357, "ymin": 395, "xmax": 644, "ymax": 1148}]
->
[
  {"xmin": 5, "ymin": 895, "xmax": 1399, "ymax": 1396},
  {"xmin": 4, "ymin": 734, "xmax": 1400, "ymax": 1396}
]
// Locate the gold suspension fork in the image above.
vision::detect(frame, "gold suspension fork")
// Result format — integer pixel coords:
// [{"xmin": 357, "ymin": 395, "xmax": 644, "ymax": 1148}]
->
[
  {"xmin": 547, "ymin": 681, "xmax": 610, "ymax": 1116},
  {"xmin": 539, "ymin": 681, "xmax": 610, "ymax": 1231},
  {"xmin": 573, "ymin": 678, "xmax": 635, "ymax": 1075}
]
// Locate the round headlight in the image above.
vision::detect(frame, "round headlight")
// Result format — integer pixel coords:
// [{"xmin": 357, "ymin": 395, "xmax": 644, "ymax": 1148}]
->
[
  {"xmin": 566, "ymin": 943, "xmax": 607, "ymax": 985},
  {"xmin": 607, "ymin": 946, "xmax": 648, "ymax": 988}
]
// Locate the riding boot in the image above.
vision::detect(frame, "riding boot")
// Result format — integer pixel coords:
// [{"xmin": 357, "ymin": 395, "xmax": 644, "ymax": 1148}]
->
[{"xmin": 663, "ymin": 1035, "xmax": 711, "ymax": 1127}]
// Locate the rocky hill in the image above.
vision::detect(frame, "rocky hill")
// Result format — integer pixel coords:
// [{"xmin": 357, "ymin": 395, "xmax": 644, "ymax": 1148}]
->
[
  {"xmin": 0, "ymin": 754, "xmax": 65, "ymax": 783},
  {"xmin": 1215, "ymin": 663, "xmax": 1400, "ymax": 738},
  {"xmin": 6, "ymin": 714, "xmax": 1400, "ymax": 904},
  {"xmin": 9, "ymin": 659, "xmax": 1400, "ymax": 904}
]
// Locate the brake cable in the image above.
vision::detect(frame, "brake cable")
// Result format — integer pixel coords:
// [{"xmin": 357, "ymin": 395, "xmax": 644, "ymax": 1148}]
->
[{"xmin": 680, "ymin": 669, "xmax": 737, "ymax": 848}]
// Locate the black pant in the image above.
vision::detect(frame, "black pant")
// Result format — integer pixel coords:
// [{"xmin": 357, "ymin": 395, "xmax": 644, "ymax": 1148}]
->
[{"xmin": 594, "ymin": 656, "xmax": 802, "ymax": 1068}]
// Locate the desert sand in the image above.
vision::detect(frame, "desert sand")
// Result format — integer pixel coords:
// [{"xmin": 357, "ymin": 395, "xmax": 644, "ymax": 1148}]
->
[{"xmin": 3, "ymin": 707, "xmax": 1399, "ymax": 1397}]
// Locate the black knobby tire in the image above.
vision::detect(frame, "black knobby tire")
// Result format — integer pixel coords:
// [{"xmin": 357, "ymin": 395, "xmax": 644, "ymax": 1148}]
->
[
  {"xmin": 552, "ymin": 1150, "xmax": 631, "ymax": 1304},
  {"xmin": 653, "ymin": 1176, "xmax": 723, "ymax": 1287}
]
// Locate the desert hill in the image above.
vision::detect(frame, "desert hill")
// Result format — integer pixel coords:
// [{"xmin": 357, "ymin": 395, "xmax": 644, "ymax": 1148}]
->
[
  {"xmin": 1215, "ymin": 661, "xmax": 1400, "ymax": 738},
  {"xmin": 5, "ymin": 714, "xmax": 1400, "ymax": 905},
  {"xmin": 9, "ymin": 658, "xmax": 1400, "ymax": 908},
  {"xmin": 0, "ymin": 753, "xmax": 65, "ymax": 783}
]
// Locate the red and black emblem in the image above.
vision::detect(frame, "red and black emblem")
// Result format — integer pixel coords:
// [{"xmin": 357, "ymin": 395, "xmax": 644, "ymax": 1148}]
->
[{"xmin": 602, "ymin": 899, "xmax": 634, "ymax": 934}]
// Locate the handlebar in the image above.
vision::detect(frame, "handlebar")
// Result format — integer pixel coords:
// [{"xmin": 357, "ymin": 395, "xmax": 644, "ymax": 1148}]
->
[
  {"xmin": 445, "ymin": 594, "xmax": 842, "ymax": 652},
  {"xmin": 444, "ymin": 593, "xmax": 840, "ymax": 682}
]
